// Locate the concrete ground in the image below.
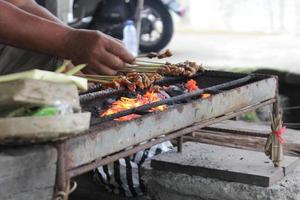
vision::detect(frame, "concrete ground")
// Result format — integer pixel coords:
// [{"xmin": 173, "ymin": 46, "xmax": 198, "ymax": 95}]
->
[{"xmin": 165, "ymin": 32, "xmax": 300, "ymax": 73}]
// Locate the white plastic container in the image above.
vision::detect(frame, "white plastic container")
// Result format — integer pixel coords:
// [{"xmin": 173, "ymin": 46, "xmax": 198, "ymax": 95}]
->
[{"xmin": 123, "ymin": 20, "xmax": 138, "ymax": 57}]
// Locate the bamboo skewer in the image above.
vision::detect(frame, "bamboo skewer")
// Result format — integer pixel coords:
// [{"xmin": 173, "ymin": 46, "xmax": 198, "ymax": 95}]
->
[
  {"xmin": 126, "ymin": 63, "xmax": 164, "ymax": 68},
  {"xmin": 85, "ymin": 78, "xmax": 111, "ymax": 83},
  {"xmin": 134, "ymin": 60, "xmax": 166, "ymax": 65},
  {"xmin": 136, "ymin": 54, "xmax": 155, "ymax": 59},
  {"xmin": 119, "ymin": 69, "xmax": 158, "ymax": 73},
  {"xmin": 124, "ymin": 66, "xmax": 162, "ymax": 70},
  {"xmin": 78, "ymin": 74, "xmax": 118, "ymax": 79}
]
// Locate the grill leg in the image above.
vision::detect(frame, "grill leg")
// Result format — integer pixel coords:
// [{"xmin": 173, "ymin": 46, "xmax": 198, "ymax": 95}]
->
[
  {"xmin": 177, "ymin": 136, "xmax": 183, "ymax": 153},
  {"xmin": 54, "ymin": 142, "xmax": 70, "ymax": 200}
]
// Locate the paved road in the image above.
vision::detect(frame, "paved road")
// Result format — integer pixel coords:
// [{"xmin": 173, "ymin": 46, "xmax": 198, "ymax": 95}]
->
[{"xmin": 165, "ymin": 32, "xmax": 300, "ymax": 73}]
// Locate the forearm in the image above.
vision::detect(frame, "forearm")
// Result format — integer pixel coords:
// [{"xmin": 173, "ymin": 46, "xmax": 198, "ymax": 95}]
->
[
  {"xmin": 0, "ymin": 1, "xmax": 72, "ymax": 58},
  {"xmin": 6, "ymin": 0, "xmax": 64, "ymax": 24}
]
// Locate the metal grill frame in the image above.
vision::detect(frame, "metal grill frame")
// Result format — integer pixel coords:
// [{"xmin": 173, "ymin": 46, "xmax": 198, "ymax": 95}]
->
[{"xmin": 53, "ymin": 71, "xmax": 280, "ymax": 198}]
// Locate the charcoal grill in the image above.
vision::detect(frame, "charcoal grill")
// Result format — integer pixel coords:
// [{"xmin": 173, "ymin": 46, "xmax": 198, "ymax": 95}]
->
[{"xmin": 55, "ymin": 70, "xmax": 281, "ymax": 198}]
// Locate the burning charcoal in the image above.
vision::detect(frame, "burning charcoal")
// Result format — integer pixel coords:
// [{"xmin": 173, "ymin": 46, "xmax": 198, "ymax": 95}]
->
[
  {"xmin": 164, "ymin": 85, "xmax": 186, "ymax": 97},
  {"xmin": 90, "ymin": 106, "xmax": 102, "ymax": 117},
  {"xmin": 149, "ymin": 85, "xmax": 161, "ymax": 93},
  {"xmin": 157, "ymin": 90, "xmax": 170, "ymax": 99},
  {"xmin": 100, "ymin": 91, "xmax": 168, "ymax": 121},
  {"xmin": 102, "ymin": 98, "xmax": 117, "ymax": 108}
]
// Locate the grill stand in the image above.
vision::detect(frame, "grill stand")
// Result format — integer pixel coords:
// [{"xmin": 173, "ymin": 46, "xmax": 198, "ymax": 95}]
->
[{"xmin": 54, "ymin": 98, "xmax": 281, "ymax": 199}]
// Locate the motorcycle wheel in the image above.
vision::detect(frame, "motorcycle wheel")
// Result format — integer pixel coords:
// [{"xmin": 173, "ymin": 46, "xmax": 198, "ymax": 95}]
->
[{"xmin": 139, "ymin": 0, "xmax": 174, "ymax": 53}]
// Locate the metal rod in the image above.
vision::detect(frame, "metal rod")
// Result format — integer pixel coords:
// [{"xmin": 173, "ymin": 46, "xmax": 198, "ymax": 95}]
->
[
  {"xmin": 68, "ymin": 98, "xmax": 275, "ymax": 178},
  {"xmin": 55, "ymin": 142, "xmax": 68, "ymax": 193},
  {"xmin": 177, "ymin": 136, "xmax": 183, "ymax": 153},
  {"xmin": 79, "ymin": 84, "xmax": 102, "ymax": 95},
  {"xmin": 92, "ymin": 74, "xmax": 254, "ymax": 125},
  {"xmin": 202, "ymin": 127, "xmax": 270, "ymax": 138},
  {"xmin": 80, "ymin": 89, "xmax": 127, "ymax": 103}
]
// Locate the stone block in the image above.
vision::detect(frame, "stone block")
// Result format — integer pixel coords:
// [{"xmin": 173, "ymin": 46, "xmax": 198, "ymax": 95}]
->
[
  {"xmin": 0, "ymin": 145, "xmax": 57, "ymax": 200},
  {"xmin": 151, "ymin": 142, "xmax": 298, "ymax": 187},
  {"xmin": 142, "ymin": 142, "xmax": 300, "ymax": 200}
]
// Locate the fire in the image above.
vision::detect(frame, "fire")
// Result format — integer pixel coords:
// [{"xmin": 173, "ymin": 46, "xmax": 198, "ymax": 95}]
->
[
  {"xmin": 186, "ymin": 79, "xmax": 211, "ymax": 98},
  {"xmin": 202, "ymin": 93, "xmax": 211, "ymax": 98},
  {"xmin": 185, "ymin": 79, "xmax": 199, "ymax": 92},
  {"xmin": 101, "ymin": 79, "xmax": 211, "ymax": 122},
  {"xmin": 101, "ymin": 91, "xmax": 167, "ymax": 121}
]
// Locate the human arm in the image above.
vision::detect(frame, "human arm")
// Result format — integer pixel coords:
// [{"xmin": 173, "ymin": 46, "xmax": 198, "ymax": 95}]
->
[
  {"xmin": 5, "ymin": 0, "xmax": 63, "ymax": 24},
  {"xmin": 0, "ymin": 0, "xmax": 134, "ymax": 75}
]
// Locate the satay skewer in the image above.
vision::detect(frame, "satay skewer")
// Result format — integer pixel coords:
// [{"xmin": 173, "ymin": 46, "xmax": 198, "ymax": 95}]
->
[{"xmin": 135, "ymin": 49, "xmax": 173, "ymax": 59}]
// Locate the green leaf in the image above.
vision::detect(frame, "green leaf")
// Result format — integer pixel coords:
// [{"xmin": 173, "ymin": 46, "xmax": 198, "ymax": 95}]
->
[{"xmin": 30, "ymin": 107, "xmax": 60, "ymax": 117}]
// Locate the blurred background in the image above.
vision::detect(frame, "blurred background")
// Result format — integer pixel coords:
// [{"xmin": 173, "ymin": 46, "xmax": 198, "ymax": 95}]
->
[
  {"xmin": 167, "ymin": 0, "xmax": 300, "ymax": 126},
  {"xmin": 168, "ymin": 0, "xmax": 300, "ymax": 71},
  {"xmin": 41, "ymin": 0, "xmax": 300, "ymax": 127}
]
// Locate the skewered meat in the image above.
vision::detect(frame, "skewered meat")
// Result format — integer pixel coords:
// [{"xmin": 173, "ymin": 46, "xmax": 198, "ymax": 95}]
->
[
  {"xmin": 145, "ymin": 52, "xmax": 158, "ymax": 59},
  {"xmin": 103, "ymin": 72, "xmax": 162, "ymax": 91},
  {"xmin": 157, "ymin": 49, "xmax": 173, "ymax": 59},
  {"xmin": 142, "ymin": 49, "xmax": 173, "ymax": 59},
  {"xmin": 158, "ymin": 61, "xmax": 203, "ymax": 77}
]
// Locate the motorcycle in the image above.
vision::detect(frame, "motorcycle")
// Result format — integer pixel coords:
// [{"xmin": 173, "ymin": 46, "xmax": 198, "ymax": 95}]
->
[{"xmin": 37, "ymin": 0, "xmax": 185, "ymax": 53}]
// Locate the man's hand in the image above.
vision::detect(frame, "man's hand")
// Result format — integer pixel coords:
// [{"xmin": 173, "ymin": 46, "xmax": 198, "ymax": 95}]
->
[{"xmin": 65, "ymin": 29, "xmax": 135, "ymax": 75}]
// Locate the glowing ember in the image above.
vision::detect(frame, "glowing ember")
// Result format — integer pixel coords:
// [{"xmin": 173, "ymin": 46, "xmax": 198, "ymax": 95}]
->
[
  {"xmin": 101, "ymin": 91, "xmax": 167, "ymax": 121},
  {"xmin": 186, "ymin": 79, "xmax": 211, "ymax": 98},
  {"xmin": 202, "ymin": 93, "xmax": 211, "ymax": 98},
  {"xmin": 101, "ymin": 79, "xmax": 212, "ymax": 122},
  {"xmin": 185, "ymin": 79, "xmax": 199, "ymax": 92}
]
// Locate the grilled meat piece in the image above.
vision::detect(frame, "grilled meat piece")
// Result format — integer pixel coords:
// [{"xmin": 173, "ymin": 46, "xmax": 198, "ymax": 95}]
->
[
  {"xmin": 146, "ymin": 52, "xmax": 158, "ymax": 59},
  {"xmin": 143, "ymin": 49, "xmax": 173, "ymax": 59},
  {"xmin": 157, "ymin": 49, "xmax": 173, "ymax": 59},
  {"xmin": 103, "ymin": 72, "xmax": 162, "ymax": 91},
  {"xmin": 158, "ymin": 61, "xmax": 203, "ymax": 77}
]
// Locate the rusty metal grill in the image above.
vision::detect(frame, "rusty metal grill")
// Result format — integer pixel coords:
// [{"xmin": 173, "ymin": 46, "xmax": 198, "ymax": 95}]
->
[
  {"xmin": 90, "ymin": 74, "xmax": 253, "ymax": 125},
  {"xmin": 55, "ymin": 70, "xmax": 279, "ymax": 195}
]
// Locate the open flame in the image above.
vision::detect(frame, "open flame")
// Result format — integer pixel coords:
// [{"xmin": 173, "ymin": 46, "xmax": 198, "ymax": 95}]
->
[
  {"xmin": 185, "ymin": 79, "xmax": 211, "ymax": 98},
  {"xmin": 102, "ymin": 79, "xmax": 211, "ymax": 122},
  {"xmin": 101, "ymin": 91, "xmax": 167, "ymax": 121},
  {"xmin": 185, "ymin": 79, "xmax": 199, "ymax": 92}
]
